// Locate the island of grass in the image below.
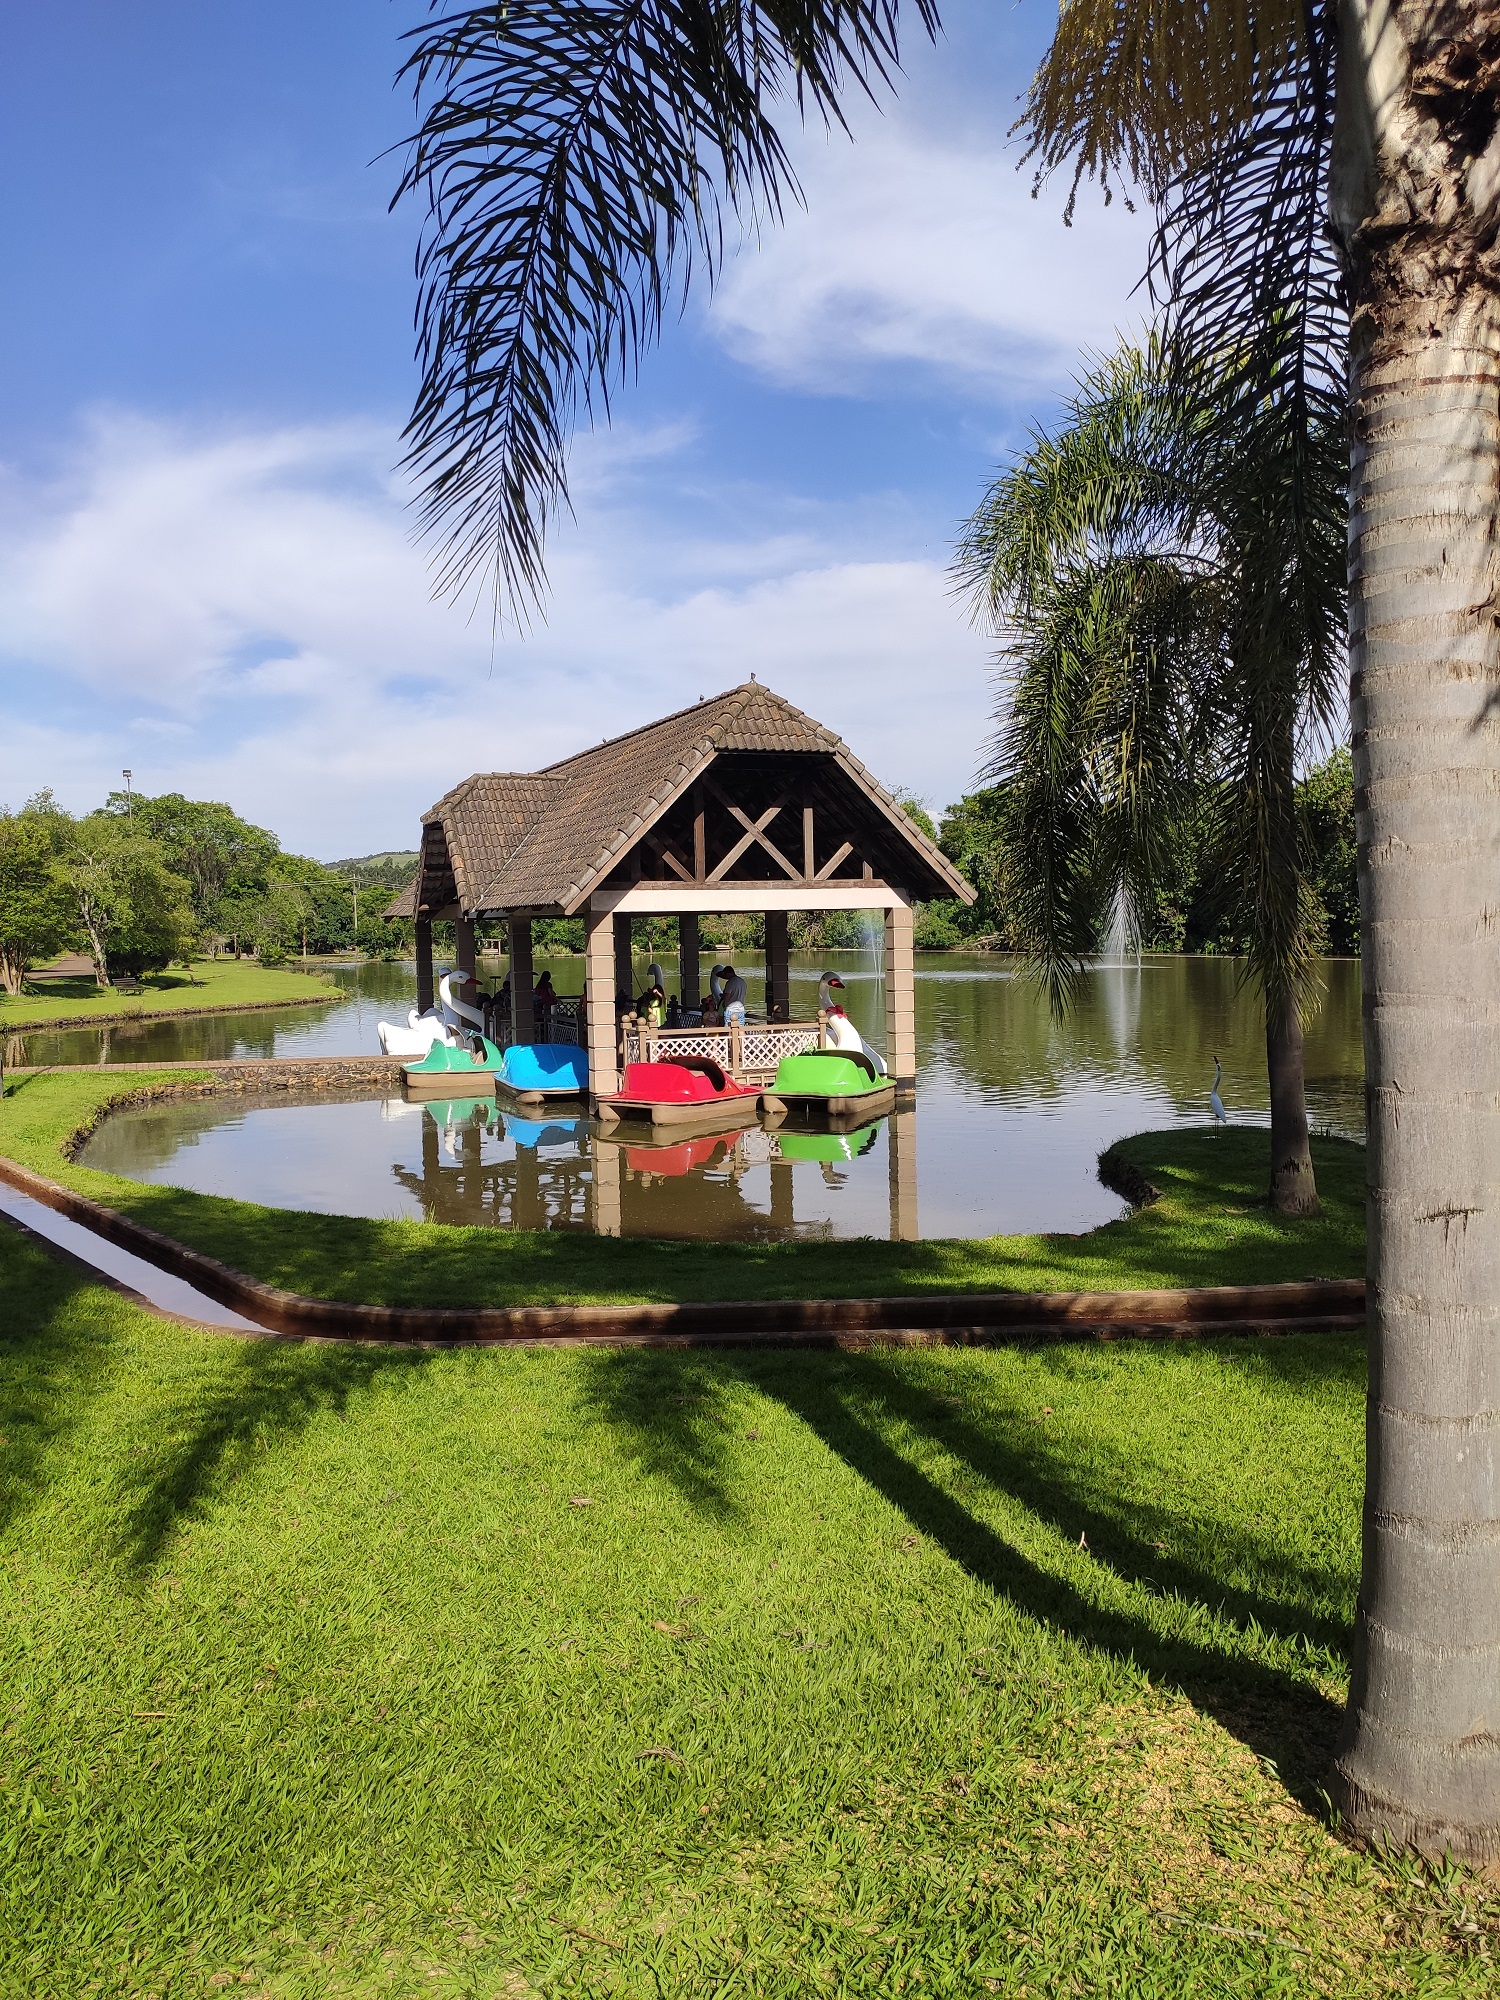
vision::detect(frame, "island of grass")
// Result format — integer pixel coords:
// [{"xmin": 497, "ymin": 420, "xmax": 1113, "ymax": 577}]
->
[
  {"xmin": 1, "ymin": 1068, "xmax": 1366, "ymax": 1309},
  {"xmin": 5, "ymin": 1214, "xmax": 1494, "ymax": 1997},
  {"xmin": 0, "ymin": 956, "xmax": 341, "ymax": 1032}
]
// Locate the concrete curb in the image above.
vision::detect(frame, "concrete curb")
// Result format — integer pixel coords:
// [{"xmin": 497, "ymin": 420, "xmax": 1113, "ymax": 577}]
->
[{"xmin": 0, "ymin": 1152, "xmax": 1367, "ymax": 1351}]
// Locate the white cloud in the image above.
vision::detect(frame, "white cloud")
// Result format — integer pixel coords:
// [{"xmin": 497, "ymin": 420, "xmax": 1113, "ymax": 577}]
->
[
  {"xmin": 0, "ymin": 416, "xmax": 995, "ymax": 855},
  {"xmin": 708, "ymin": 115, "xmax": 1153, "ymax": 397}
]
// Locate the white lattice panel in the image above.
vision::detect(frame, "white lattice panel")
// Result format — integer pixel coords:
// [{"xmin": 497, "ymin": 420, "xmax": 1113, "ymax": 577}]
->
[{"xmin": 741, "ymin": 1026, "xmax": 819, "ymax": 1072}]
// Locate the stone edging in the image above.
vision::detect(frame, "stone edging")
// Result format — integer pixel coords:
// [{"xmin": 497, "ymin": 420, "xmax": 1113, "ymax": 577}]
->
[{"xmin": 0, "ymin": 1149, "xmax": 1367, "ymax": 1350}]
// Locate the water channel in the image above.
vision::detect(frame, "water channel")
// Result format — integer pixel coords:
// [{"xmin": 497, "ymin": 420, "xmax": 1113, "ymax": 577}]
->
[{"xmin": 41, "ymin": 953, "xmax": 1366, "ymax": 1244}]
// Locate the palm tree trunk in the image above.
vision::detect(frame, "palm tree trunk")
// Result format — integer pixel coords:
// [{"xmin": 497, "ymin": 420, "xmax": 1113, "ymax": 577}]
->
[
  {"xmin": 1266, "ymin": 991, "xmax": 1318, "ymax": 1216},
  {"xmin": 1329, "ymin": 1, "xmax": 1500, "ymax": 1855}
]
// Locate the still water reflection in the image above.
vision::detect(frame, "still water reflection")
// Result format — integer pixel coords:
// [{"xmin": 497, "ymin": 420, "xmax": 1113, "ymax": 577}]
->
[{"xmin": 75, "ymin": 954, "xmax": 1364, "ymax": 1240}]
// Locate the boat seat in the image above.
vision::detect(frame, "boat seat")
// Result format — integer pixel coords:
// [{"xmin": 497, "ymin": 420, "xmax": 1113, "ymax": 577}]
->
[{"xmin": 801, "ymin": 1047, "xmax": 881, "ymax": 1084}]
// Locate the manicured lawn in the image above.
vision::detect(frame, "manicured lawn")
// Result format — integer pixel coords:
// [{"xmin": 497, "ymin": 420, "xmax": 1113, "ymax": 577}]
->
[
  {"xmin": 2, "ymin": 1223, "xmax": 1495, "ymax": 1997},
  {"xmin": 0, "ymin": 959, "xmax": 339, "ymax": 1030},
  {"xmin": 0, "ymin": 1070, "xmax": 1366, "ymax": 1308}
]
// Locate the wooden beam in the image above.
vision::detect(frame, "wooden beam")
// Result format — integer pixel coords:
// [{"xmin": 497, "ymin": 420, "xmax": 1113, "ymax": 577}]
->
[
  {"xmin": 704, "ymin": 780, "xmax": 797, "ymax": 881},
  {"xmin": 814, "ymin": 841, "xmax": 854, "ymax": 882},
  {"xmin": 642, "ymin": 831, "xmax": 693, "ymax": 882},
  {"xmin": 803, "ymin": 802, "xmax": 815, "ymax": 878},
  {"xmin": 693, "ymin": 790, "xmax": 706, "ymax": 880},
  {"xmin": 593, "ymin": 883, "xmax": 905, "ymax": 913}
]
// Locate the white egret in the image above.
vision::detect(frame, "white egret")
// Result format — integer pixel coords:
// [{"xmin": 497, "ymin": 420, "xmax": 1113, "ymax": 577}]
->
[{"xmin": 1210, "ymin": 1055, "xmax": 1226, "ymax": 1127}]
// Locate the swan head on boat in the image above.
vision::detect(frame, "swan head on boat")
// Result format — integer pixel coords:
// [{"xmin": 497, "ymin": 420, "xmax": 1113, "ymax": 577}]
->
[{"xmin": 818, "ymin": 971, "xmax": 847, "ymax": 1012}]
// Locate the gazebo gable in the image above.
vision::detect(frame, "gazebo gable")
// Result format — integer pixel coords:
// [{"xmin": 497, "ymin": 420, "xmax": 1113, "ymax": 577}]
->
[{"xmin": 590, "ymin": 746, "xmax": 971, "ymax": 904}]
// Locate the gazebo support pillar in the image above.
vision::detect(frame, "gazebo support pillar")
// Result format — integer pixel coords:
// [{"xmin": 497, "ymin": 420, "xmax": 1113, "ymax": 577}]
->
[
  {"xmin": 593, "ymin": 1138, "xmax": 622, "ymax": 1236},
  {"xmin": 509, "ymin": 918, "xmax": 534, "ymax": 1044},
  {"xmin": 884, "ymin": 901, "xmax": 916, "ymax": 1097},
  {"xmin": 678, "ymin": 914, "xmax": 700, "ymax": 1010},
  {"xmin": 613, "ymin": 914, "xmax": 634, "ymax": 1003},
  {"xmin": 454, "ymin": 915, "xmax": 477, "ymax": 980},
  {"xmin": 888, "ymin": 1104, "xmax": 918, "ymax": 1240},
  {"xmin": 586, "ymin": 906, "xmax": 621, "ymax": 1097},
  {"xmin": 764, "ymin": 910, "xmax": 790, "ymax": 1021},
  {"xmin": 415, "ymin": 917, "xmax": 434, "ymax": 1014}
]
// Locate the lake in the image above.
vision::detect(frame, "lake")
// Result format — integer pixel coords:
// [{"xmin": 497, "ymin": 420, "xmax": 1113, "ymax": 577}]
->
[{"xmin": 70, "ymin": 953, "xmax": 1364, "ymax": 1241}]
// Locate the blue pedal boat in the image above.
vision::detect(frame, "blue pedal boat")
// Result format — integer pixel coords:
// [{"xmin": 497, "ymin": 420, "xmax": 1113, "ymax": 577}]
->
[{"xmin": 494, "ymin": 1042, "xmax": 591, "ymax": 1106}]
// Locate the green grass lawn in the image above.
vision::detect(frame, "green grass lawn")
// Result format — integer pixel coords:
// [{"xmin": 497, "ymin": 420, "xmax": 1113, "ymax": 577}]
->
[
  {"xmin": 0, "ymin": 1070, "xmax": 1366, "ymax": 1307},
  {"xmin": 0, "ymin": 959, "xmax": 339, "ymax": 1030},
  {"xmin": 2, "ymin": 1223, "xmax": 1495, "ymax": 1998}
]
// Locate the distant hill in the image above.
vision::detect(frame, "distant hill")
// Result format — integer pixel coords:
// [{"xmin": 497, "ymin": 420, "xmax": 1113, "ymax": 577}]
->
[{"xmin": 332, "ymin": 850, "xmax": 420, "ymax": 890}]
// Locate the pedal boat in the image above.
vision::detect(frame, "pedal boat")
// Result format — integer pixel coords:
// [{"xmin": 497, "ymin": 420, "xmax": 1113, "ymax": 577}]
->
[
  {"xmin": 494, "ymin": 1041, "xmax": 590, "ymax": 1107},
  {"xmin": 774, "ymin": 1123, "xmax": 882, "ymax": 1163},
  {"xmin": 760, "ymin": 1048, "xmax": 897, "ymax": 1122},
  {"xmin": 593, "ymin": 1056, "xmax": 762, "ymax": 1131},
  {"xmin": 401, "ymin": 1031, "xmax": 507, "ymax": 1098}
]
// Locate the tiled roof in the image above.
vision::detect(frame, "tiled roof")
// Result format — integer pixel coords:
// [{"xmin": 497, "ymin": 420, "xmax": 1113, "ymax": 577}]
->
[{"xmin": 409, "ymin": 682, "xmax": 972, "ymax": 913}]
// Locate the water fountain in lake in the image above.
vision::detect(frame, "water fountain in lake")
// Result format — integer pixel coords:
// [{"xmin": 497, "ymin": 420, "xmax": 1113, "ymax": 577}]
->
[{"xmin": 1098, "ymin": 882, "xmax": 1143, "ymax": 1057}]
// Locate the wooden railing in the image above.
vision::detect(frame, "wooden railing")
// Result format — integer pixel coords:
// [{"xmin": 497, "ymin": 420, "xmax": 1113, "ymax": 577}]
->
[{"xmin": 479, "ymin": 997, "xmax": 581, "ymax": 1048}]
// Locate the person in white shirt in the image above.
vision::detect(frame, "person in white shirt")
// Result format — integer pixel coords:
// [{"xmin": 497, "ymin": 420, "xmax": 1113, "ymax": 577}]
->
[{"xmin": 720, "ymin": 965, "xmax": 748, "ymax": 1025}]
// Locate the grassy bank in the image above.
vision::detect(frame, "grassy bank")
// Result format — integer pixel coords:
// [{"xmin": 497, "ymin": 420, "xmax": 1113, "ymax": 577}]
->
[
  {"xmin": 3, "ymin": 1222, "xmax": 1494, "ymax": 1997},
  {"xmin": 0, "ymin": 958, "xmax": 339, "ymax": 1031},
  {"xmin": 0, "ymin": 1070, "xmax": 1366, "ymax": 1306}
]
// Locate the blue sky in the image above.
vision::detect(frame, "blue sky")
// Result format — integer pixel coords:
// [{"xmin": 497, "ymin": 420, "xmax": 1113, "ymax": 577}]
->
[{"xmin": 0, "ymin": 1, "xmax": 1150, "ymax": 859}]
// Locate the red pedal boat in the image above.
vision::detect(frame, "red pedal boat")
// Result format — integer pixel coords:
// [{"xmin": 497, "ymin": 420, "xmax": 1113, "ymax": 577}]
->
[{"xmin": 593, "ymin": 1056, "xmax": 762, "ymax": 1131}]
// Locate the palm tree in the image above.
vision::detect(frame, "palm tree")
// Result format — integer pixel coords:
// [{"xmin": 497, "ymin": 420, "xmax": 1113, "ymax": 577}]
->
[
  {"xmin": 394, "ymin": 1, "xmax": 1500, "ymax": 1859},
  {"xmin": 1018, "ymin": 0, "xmax": 1500, "ymax": 1871},
  {"xmin": 955, "ymin": 339, "xmax": 1346, "ymax": 1217}
]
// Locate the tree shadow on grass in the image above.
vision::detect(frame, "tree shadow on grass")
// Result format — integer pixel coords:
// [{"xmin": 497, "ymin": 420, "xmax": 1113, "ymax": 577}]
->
[
  {"xmin": 571, "ymin": 1346, "xmax": 748, "ymax": 1521},
  {"xmin": 106, "ymin": 1335, "xmax": 439, "ymax": 1575},
  {"xmin": 581, "ymin": 1339, "xmax": 1352, "ymax": 1803},
  {"xmin": 825, "ymin": 1343, "xmax": 1362, "ymax": 1655},
  {"xmin": 0, "ymin": 1220, "xmax": 131, "ymax": 1538}
]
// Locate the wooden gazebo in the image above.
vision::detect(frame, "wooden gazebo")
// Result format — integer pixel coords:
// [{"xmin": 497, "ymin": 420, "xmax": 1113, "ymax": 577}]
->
[{"xmin": 389, "ymin": 682, "xmax": 974, "ymax": 1102}]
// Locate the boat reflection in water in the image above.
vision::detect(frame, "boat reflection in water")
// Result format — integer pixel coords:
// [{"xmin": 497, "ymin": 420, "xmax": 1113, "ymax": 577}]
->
[{"xmin": 386, "ymin": 1096, "xmax": 919, "ymax": 1241}]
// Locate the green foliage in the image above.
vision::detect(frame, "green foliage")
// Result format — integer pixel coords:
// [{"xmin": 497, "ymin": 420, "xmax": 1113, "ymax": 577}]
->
[
  {"xmin": 105, "ymin": 791, "xmax": 279, "ymax": 929},
  {"xmin": 397, "ymin": 1, "xmax": 941, "ymax": 610},
  {"xmin": 332, "ymin": 849, "xmax": 421, "ymax": 892},
  {"xmin": 889, "ymin": 787, "xmax": 938, "ymax": 843},
  {"xmin": 0, "ymin": 793, "xmax": 77, "ymax": 995},
  {"xmin": 1298, "ymin": 749, "xmax": 1358, "ymax": 956},
  {"xmin": 954, "ymin": 337, "xmax": 1346, "ymax": 1015},
  {"xmin": 53, "ymin": 814, "xmax": 196, "ymax": 983}
]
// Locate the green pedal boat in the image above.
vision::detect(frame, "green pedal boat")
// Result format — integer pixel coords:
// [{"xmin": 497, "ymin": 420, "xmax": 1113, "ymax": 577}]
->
[
  {"xmin": 760, "ymin": 1048, "xmax": 896, "ymax": 1122},
  {"xmin": 401, "ymin": 1032, "xmax": 506, "ymax": 1098}
]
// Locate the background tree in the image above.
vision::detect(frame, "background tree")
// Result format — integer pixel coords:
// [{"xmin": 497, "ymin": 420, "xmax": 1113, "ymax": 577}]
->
[
  {"xmin": 105, "ymin": 791, "xmax": 281, "ymax": 941},
  {"xmin": 956, "ymin": 338, "xmax": 1345, "ymax": 1215},
  {"xmin": 54, "ymin": 816, "xmax": 195, "ymax": 985},
  {"xmin": 0, "ymin": 793, "xmax": 77, "ymax": 995}
]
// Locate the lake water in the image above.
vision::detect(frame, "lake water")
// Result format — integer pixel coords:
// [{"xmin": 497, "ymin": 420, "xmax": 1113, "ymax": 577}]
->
[{"xmin": 69, "ymin": 953, "xmax": 1365, "ymax": 1242}]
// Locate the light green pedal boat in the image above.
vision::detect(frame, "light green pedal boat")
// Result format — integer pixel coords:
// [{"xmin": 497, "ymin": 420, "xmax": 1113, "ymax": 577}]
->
[
  {"xmin": 760, "ymin": 1048, "xmax": 896, "ymax": 1123},
  {"xmin": 401, "ymin": 1032, "xmax": 506, "ymax": 1098}
]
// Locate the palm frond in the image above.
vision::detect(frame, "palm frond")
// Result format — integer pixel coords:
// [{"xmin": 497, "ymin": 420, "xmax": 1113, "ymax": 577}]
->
[
  {"xmin": 1150, "ymin": 2, "xmax": 1345, "ymax": 742},
  {"xmin": 395, "ymin": 0, "xmax": 939, "ymax": 612},
  {"xmin": 1018, "ymin": 0, "xmax": 1306, "ymax": 210},
  {"xmin": 986, "ymin": 551, "xmax": 1215, "ymax": 1008},
  {"xmin": 953, "ymin": 338, "xmax": 1209, "ymax": 624}
]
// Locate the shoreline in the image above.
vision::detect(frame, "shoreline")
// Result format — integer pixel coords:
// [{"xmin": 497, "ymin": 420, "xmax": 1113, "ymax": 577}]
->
[{"xmin": 1, "ymin": 991, "xmax": 338, "ymax": 1036}]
